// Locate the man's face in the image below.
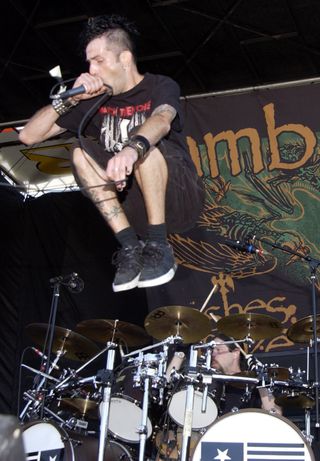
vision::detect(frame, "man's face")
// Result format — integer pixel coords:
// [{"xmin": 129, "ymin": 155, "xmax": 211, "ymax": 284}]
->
[
  {"xmin": 86, "ymin": 36, "xmax": 127, "ymax": 94},
  {"xmin": 211, "ymin": 338, "xmax": 237, "ymax": 373}
]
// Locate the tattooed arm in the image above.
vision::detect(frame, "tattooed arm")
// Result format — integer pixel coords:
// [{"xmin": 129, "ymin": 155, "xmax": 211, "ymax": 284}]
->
[{"xmin": 134, "ymin": 103, "xmax": 177, "ymax": 145}]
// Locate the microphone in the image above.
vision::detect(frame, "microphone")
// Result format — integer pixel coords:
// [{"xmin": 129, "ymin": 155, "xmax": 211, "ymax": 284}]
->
[
  {"xmin": 58, "ymin": 83, "xmax": 113, "ymax": 100},
  {"xmin": 31, "ymin": 347, "xmax": 60, "ymax": 370},
  {"xmin": 224, "ymin": 238, "xmax": 266, "ymax": 255},
  {"xmin": 59, "ymin": 85, "xmax": 86, "ymax": 100}
]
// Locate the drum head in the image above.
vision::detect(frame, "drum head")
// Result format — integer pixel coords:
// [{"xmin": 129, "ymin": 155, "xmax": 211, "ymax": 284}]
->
[
  {"xmin": 192, "ymin": 409, "xmax": 315, "ymax": 461},
  {"xmin": 22, "ymin": 421, "xmax": 73, "ymax": 460},
  {"xmin": 168, "ymin": 389, "xmax": 218, "ymax": 430},
  {"xmin": 107, "ymin": 397, "xmax": 152, "ymax": 443}
]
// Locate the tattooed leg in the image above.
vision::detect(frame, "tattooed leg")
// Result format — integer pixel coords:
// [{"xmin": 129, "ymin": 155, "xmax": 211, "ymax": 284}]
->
[{"xmin": 72, "ymin": 147, "xmax": 130, "ymax": 233}]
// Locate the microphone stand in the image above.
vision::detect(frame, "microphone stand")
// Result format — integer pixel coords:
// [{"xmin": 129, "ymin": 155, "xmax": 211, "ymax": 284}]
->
[
  {"xmin": 255, "ymin": 236, "xmax": 319, "ymax": 438},
  {"xmin": 38, "ymin": 281, "xmax": 61, "ymax": 420}
]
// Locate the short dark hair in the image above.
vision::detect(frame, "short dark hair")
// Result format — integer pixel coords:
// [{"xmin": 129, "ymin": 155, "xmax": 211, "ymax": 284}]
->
[
  {"xmin": 214, "ymin": 333, "xmax": 238, "ymax": 351},
  {"xmin": 80, "ymin": 14, "xmax": 139, "ymax": 60}
]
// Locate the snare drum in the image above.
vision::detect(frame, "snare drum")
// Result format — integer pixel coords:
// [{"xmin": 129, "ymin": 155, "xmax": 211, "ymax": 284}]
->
[
  {"xmin": 108, "ymin": 365, "xmax": 152, "ymax": 443},
  {"xmin": 192, "ymin": 409, "xmax": 315, "ymax": 461},
  {"xmin": 22, "ymin": 420, "xmax": 133, "ymax": 460}
]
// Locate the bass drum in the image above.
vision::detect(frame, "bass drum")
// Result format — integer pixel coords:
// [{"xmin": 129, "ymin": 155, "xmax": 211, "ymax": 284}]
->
[
  {"xmin": 22, "ymin": 420, "xmax": 133, "ymax": 460},
  {"xmin": 192, "ymin": 409, "xmax": 315, "ymax": 461}
]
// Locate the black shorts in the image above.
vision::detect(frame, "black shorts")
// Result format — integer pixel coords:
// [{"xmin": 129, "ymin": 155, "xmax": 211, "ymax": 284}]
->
[{"xmin": 75, "ymin": 138, "xmax": 205, "ymax": 237}]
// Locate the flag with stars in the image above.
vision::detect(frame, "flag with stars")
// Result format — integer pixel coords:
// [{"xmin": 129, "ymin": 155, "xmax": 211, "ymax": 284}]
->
[
  {"xmin": 201, "ymin": 441, "xmax": 306, "ymax": 461},
  {"xmin": 26, "ymin": 448, "xmax": 63, "ymax": 461}
]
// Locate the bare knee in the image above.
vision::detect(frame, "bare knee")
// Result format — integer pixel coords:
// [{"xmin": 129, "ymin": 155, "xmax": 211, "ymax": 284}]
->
[
  {"xmin": 71, "ymin": 146, "xmax": 87, "ymax": 173},
  {"xmin": 134, "ymin": 146, "xmax": 168, "ymax": 179}
]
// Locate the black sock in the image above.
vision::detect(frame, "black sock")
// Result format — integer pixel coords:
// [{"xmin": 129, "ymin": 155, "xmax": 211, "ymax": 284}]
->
[
  {"xmin": 147, "ymin": 223, "xmax": 167, "ymax": 243},
  {"xmin": 115, "ymin": 227, "xmax": 139, "ymax": 248}
]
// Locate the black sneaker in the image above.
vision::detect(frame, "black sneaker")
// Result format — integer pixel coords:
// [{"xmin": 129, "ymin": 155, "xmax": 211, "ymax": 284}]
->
[
  {"xmin": 112, "ymin": 245, "xmax": 143, "ymax": 292},
  {"xmin": 138, "ymin": 240, "xmax": 177, "ymax": 288}
]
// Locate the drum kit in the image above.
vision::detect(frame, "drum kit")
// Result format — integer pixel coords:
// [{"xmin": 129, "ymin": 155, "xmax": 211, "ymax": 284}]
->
[{"xmin": 19, "ymin": 307, "xmax": 319, "ymax": 461}]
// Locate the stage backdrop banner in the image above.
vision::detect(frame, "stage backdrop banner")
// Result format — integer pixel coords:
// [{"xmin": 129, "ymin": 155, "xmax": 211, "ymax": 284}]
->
[{"xmin": 147, "ymin": 82, "xmax": 320, "ymax": 355}]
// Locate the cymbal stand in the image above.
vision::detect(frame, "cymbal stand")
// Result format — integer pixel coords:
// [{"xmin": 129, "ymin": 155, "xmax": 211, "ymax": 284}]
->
[
  {"xmin": 255, "ymin": 235, "xmax": 320, "ymax": 438},
  {"xmin": 180, "ymin": 346, "xmax": 198, "ymax": 461},
  {"xmin": 52, "ymin": 344, "xmax": 111, "ymax": 393},
  {"xmin": 124, "ymin": 335, "xmax": 182, "ymax": 360},
  {"xmin": 97, "ymin": 340, "xmax": 117, "ymax": 461}
]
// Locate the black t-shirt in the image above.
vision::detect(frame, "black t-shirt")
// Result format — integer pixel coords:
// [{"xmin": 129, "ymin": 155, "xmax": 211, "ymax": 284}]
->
[
  {"xmin": 57, "ymin": 72, "xmax": 193, "ymax": 167},
  {"xmin": 218, "ymin": 383, "xmax": 262, "ymax": 415}
]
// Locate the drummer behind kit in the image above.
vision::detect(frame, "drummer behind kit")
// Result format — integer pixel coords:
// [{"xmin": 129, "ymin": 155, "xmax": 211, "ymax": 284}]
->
[{"xmin": 18, "ymin": 307, "xmax": 318, "ymax": 461}]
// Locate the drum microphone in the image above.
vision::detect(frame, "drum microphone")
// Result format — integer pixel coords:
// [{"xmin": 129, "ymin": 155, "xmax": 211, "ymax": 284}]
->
[
  {"xmin": 224, "ymin": 238, "xmax": 267, "ymax": 256},
  {"xmin": 165, "ymin": 351, "xmax": 185, "ymax": 383},
  {"xmin": 31, "ymin": 347, "xmax": 60, "ymax": 370}
]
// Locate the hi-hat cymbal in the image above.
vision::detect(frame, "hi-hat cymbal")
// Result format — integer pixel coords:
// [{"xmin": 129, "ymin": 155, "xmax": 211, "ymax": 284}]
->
[
  {"xmin": 60, "ymin": 397, "xmax": 99, "ymax": 418},
  {"xmin": 26, "ymin": 323, "xmax": 100, "ymax": 362},
  {"xmin": 75, "ymin": 319, "xmax": 151, "ymax": 347},
  {"xmin": 287, "ymin": 315, "xmax": 320, "ymax": 343},
  {"xmin": 144, "ymin": 306, "xmax": 211, "ymax": 344},
  {"xmin": 217, "ymin": 313, "xmax": 282, "ymax": 340},
  {"xmin": 275, "ymin": 393, "xmax": 315, "ymax": 410}
]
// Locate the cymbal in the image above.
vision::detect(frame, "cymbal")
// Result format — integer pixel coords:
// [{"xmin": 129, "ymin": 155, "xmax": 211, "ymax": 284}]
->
[
  {"xmin": 75, "ymin": 319, "xmax": 151, "ymax": 347},
  {"xmin": 287, "ymin": 315, "xmax": 320, "ymax": 343},
  {"xmin": 144, "ymin": 306, "xmax": 211, "ymax": 344},
  {"xmin": 60, "ymin": 397, "xmax": 99, "ymax": 418},
  {"xmin": 275, "ymin": 393, "xmax": 315, "ymax": 410},
  {"xmin": 26, "ymin": 323, "xmax": 100, "ymax": 362},
  {"xmin": 217, "ymin": 313, "xmax": 282, "ymax": 340}
]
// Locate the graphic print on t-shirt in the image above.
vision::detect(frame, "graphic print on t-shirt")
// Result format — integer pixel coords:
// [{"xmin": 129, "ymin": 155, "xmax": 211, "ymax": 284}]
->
[{"xmin": 100, "ymin": 101, "xmax": 151, "ymax": 152}]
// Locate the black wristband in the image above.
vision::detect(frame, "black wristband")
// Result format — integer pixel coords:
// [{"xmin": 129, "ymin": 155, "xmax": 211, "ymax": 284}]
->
[
  {"xmin": 126, "ymin": 135, "xmax": 151, "ymax": 160},
  {"xmin": 130, "ymin": 135, "xmax": 151, "ymax": 153}
]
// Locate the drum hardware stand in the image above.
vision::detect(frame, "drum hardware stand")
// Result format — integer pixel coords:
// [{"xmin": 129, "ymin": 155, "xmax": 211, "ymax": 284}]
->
[
  {"xmin": 180, "ymin": 346, "xmax": 198, "ymax": 461},
  {"xmin": 255, "ymin": 235, "xmax": 320, "ymax": 439},
  {"xmin": 22, "ymin": 391, "xmax": 67, "ymax": 426},
  {"xmin": 95, "ymin": 341, "xmax": 116, "ymax": 461},
  {"xmin": 137, "ymin": 372, "xmax": 151, "ymax": 461},
  {"xmin": 97, "ymin": 338, "xmax": 117, "ymax": 461},
  {"xmin": 19, "ymin": 352, "xmax": 62, "ymax": 422},
  {"xmin": 123, "ymin": 336, "xmax": 182, "ymax": 461}
]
